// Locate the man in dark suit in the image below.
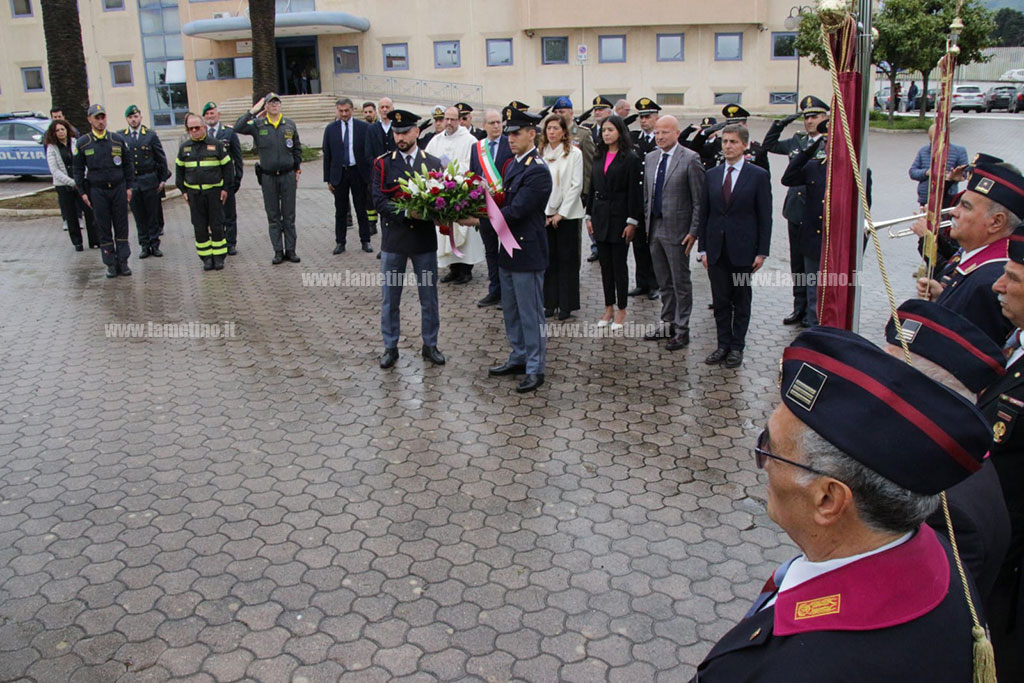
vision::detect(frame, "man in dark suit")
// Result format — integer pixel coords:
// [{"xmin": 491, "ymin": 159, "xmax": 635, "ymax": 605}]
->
[
  {"xmin": 366, "ymin": 97, "xmax": 396, "ymax": 160},
  {"xmin": 469, "ymin": 109, "xmax": 513, "ymax": 308},
  {"xmin": 628, "ymin": 97, "xmax": 661, "ymax": 300},
  {"xmin": 371, "ymin": 110, "xmax": 445, "ymax": 370},
  {"xmin": 202, "ymin": 101, "xmax": 244, "ymax": 255},
  {"xmin": 643, "ymin": 115, "xmax": 705, "ymax": 351},
  {"xmin": 466, "ymin": 107, "xmax": 552, "ymax": 393},
  {"xmin": 324, "ymin": 97, "xmax": 373, "ymax": 254},
  {"xmin": 697, "ymin": 124, "xmax": 772, "ymax": 368}
]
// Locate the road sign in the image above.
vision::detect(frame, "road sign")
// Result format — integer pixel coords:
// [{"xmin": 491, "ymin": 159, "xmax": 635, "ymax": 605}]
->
[{"xmin": 577, "ymin": 44, "xmax": 588, "ymax": 63}]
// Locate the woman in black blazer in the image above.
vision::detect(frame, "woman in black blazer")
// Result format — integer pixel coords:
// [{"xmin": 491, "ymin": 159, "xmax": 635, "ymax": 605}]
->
[{"xmin": 587, "ymin": 115, "xmax": 642, "ymax": 329}]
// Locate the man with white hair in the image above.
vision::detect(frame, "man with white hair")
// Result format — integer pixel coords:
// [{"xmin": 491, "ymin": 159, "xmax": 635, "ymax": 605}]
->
[{"xmin": 426, "ymin": 105, "xmax": 484, "ymax": 284}]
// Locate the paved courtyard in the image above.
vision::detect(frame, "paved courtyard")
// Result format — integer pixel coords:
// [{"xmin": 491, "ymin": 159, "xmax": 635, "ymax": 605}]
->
[{"xmin": 0, "ymin": 116, "xmax": 1020, "ymax": 682}]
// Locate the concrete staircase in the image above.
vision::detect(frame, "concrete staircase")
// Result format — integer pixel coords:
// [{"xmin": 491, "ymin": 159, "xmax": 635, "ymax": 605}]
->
[{"xmin": 216, "ymin": 94, "xmax": 339, "ymax": 125}]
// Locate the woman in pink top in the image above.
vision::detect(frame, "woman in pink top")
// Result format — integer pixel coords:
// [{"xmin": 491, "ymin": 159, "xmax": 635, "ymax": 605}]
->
[{"xmin": 586, "ymin": 115, "xmax": 642, "ymax": 330}]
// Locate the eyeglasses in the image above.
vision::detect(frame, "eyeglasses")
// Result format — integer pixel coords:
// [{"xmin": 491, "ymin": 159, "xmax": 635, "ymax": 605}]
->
[
  {"xmin": 187, "ymin": 125, "xmax": 204, "ymax": 131},
  {"xmin": 754, "ymin": 430, "xmax": 829, "ymax": 477}
]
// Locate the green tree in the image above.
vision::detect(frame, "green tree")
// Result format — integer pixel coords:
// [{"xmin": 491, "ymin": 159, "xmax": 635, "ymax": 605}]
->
[
  {"xmin": 41, "ymin": 0, "xmax": 89, "ymax": 134},
  {"xmin": 991, "ymin": 8, "xmax": 1024, "ymax": 46},
  {"xmin": 249, "ymin": 0, "xmax": 277, "ymax": 104}
]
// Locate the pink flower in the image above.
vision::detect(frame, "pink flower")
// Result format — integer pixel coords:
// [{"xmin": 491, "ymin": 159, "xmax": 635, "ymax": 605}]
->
[
  {"xmin": 435, "ymin": 197, "xmax": 447, "ymax": 208},
  {"xmin": 444, "ymin": 180, "xmax": 456, "ymax": 190}
]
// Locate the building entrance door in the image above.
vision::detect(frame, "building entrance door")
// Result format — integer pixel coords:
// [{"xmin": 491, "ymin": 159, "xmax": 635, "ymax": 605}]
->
[{"xmin": 276, "ymin": 37, "xmax": 320, "ymax": 95}]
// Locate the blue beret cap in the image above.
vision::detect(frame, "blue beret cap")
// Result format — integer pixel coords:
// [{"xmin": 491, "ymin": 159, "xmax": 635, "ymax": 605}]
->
[
  {"xmin": 553, "ymin": 96, "xmax": 573, "ymax": 110},
  {"xmin": 781, "ymin": 327, "xmax": 990, "ymax": 494}
]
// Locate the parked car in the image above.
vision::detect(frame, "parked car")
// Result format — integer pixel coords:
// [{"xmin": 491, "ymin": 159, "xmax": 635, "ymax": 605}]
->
[
  {"xmin": 999, "ymin": 68, "xmax": 1024, "ymax": 83},
  {"xmin": 984, "ymin": 85, "xmax": 1017, "ymax": 111},
  {"xmin": 1013, "ymin": 85, "xmax": 1024, "ymax": 114},
  {"xmin": 912, "ymin": 88, "xmax": 936, "ymax": 112},
  {"xmin": 951, "ymin": 85, "xmax": 985, "ymax": 112},
  {"xmin": 0, "ymin": 113, "xmax": 50, "ymax": 177}
]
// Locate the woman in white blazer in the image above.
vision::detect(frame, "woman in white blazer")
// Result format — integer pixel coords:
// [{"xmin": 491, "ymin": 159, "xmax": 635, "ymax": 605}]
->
[
  {"xmin": 539, "ymin": 114, "xmax": 584, "ymax": 320},
  {"xmin": 45, "ymin": 119, "xmax": 97, "ymax": 250}
]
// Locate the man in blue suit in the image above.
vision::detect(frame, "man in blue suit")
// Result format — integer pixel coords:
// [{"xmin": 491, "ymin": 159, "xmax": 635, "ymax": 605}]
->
[
  {"xmin": 323, "ymin": 97, "xmax": 374, "ymax": 254},
  {"xmin": 697, "ymin": 124, "xmax": 772, "ymax": 368},
  {"xmin": 469, "ymin": 109, "xmax": 513, "ymax": 307},
  {"xmin": 466, "ymin": 107, "xmax": 553, "ymax": 392}
]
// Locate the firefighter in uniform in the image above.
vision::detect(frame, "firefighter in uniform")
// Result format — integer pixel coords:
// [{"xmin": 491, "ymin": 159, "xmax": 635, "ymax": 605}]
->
[
  {"xmin": 73, "ymin": 103, "xmax": 135, "ymax": 278},
  {"xmin": 175, "ymin": 113, "xmax": 234, "ymax": 271},
  {"xmin": 234, "ymin": 92, "xmax": 303, "ymax": 265},
  {"xmin": 122, "ymin": 104, "xmax": 170, "ymax": 259}
]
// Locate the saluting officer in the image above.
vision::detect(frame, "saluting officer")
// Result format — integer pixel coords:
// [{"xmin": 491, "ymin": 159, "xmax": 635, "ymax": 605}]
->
[
  {"xmin": 202, "ymin": 101, "xmax": 243, "ymax": 255},
  {"xmin": 175, "ymin": 113, "xmax": 234, "ymax": 271},
  {"xmin": 763, "ymin": 95, "xmax": 830, "ymax": 325},
  {"xmin": 371, "ymin": 110, "xmax": 446, "ymax": 370},
  {"xmin": 234, "ymin": 93, "xmax": 303, "ymax": 265},
  {"xmin": 122, "ymin": 104, "xmax": 169, "ymax": 259},
  {"xmin": 73, "ymin": 103, "xmax": 135, "ymax": 278},
  {"xmin": 628, "ymin": 97, "xmax": 662, "ymax": 300}
]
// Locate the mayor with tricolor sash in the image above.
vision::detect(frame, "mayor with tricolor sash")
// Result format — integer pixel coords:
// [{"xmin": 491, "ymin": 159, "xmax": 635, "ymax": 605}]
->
[{"xmin": 469, "ymin": 109, "xmax": 514, "ymax": 308}]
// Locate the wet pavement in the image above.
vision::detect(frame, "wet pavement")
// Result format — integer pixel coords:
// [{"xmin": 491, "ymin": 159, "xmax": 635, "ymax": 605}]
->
[{"xmin": 0, "ymin": 116, "xmax": 1020, "ymax": 682}]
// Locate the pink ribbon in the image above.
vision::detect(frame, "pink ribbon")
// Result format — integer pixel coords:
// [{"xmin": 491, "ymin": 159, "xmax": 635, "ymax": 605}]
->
[
  {"xmin": 485, "ymin": 191, "xmax": 520, "ymax": 258},
  {"xmin": 443, "ymin": 227, "xmax": 463, "ymax": 259}
]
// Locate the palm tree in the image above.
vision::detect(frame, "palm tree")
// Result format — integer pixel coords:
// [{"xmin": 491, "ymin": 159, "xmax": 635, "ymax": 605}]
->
[
  {"xmin": 41, "ymin": 0, "xmax": 89, "ymax": 133},
  {"xmin": 249, "ymin": 0, "xmax": 277, "ymax": 103}
]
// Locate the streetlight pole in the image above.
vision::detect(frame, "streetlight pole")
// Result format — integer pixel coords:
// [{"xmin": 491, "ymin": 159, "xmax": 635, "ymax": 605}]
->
[{"xmin": 785, "ymin": 5, "xmax": 812, "ymax": 113}]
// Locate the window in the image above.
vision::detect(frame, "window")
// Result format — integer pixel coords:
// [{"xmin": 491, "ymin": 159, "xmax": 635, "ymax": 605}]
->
[
  {"xmin": 657, "ymin": 33, "xmax": 684, "ymax": 62},
  {"xmin": 195, "ymin": 57, "xmax": 253, "ymax": 81},
  {"xmin": 715, "ymin": 32, "xmax": 743, "ymax": 61},
  {"xmin": 434, "ymin": 40, "xmax": 460, "ymax": 69},
  {"xmin": 714, "ymin": 92, "xmax": 742, "ymax": 105},
  {"xmin": 486, "ymin": 38, "xmax": 513, "ymax": 67},
  {"xmin": 21, "ymin": 67, "xmax": 43, "ymax": 92},
  {"xmin": 599, "ymin": 35, "xmax": 626, "ymax": 63},
  {"xmin": 541, "ymin": 95, "xmax": 570, "ymax": 107},
  {"xmin": 10, "ymin": 0, "xmax": 30, "ymax": 17},
  {"xmin": 275, "ymin": 0, "xmax": 314, "ymax": 11},
  {"xmin": 103, "ymin": 0, "xmax": 125, "ymax": 9},
  {"xmin": 772, "ymin": 32, "xmax": 798, "ymax": 59},
  {"xmin": 334, "ymin": 45, "xmax": 358, "ymax": 73},
  {"xmin": 383, "ymin": 43, "xmax": 408, "ymax": 71},
  {"xmin": 600, "ymin": 93, "xmax": 627, "ymax": 104},
  {"xmin": 12, "ymin": 123, "xmax": 41, "ymax": 141},
  {"xmin": 770, "ymin": 92, "xmax": 798, "ymax": 105},
  {"xmin": 658, "ymin": 92, "xmax": 685, "ymax": 106},
  {"xmin": 542, "ymin": 37, "xmax": 568, "ymax": 65},
  {"xmin": 111, "ymin": 61, "xmax": 133, "ymax": 87}
]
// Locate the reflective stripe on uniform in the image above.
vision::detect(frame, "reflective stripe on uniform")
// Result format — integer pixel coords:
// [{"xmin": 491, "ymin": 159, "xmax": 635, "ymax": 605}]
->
[
  {"xmin": 176, "ymin": 159, "xmax": 199, "ymax": 167},
  {"xmin": 209, "ymin": 239, "xmax": 228, "ymax": 256},
  {"xmin": 184, "ymin": 181, "xmax": 224, "ymax": 190},
  {"xmin": 219, "ymin": 156, "xmax": 231, "ymax": 165},
  {"xmin": 198, "ymin": 160, "xmax": 221, "ymax": 167},
  {"xmin": 196, "ymin": 240, "xmax": 213, "ymax": 256}
]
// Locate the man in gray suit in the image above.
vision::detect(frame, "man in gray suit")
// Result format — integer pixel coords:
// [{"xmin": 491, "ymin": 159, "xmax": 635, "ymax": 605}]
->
[{"xmin": 643, "ymin": 115, "xmax": 706, "ymax": 350}]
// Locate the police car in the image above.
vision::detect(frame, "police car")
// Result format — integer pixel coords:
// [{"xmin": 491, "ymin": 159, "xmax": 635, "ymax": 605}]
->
[{"xmin": 0, "ymin": 113, "xmax": 51, "ymax": 177}]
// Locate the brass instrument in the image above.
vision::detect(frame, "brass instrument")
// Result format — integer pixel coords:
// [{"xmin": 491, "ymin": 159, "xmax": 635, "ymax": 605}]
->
[{"xmin": 879, "ymin": 207, "xmax": 955, "ymax": 239}]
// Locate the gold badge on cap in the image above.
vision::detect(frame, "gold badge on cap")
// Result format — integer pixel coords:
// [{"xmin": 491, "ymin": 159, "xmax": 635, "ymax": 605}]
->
[
  {"xmin": 994, "ymin": 421, "xmax": 1007, "ymax": 443},
  {"xmin": 395, "ymin": 112, "xmax": 402, "ymax": 123},
  {"xmin": 804, "ymin": 96, "xmax": 812, "ymax": 108},
  {"xmin": 975, "ymin": 177, "xmax": 994, "ymax": 194},
  {"xmin": 787, "ymin": 363, "xmax": 827, "ymax": 412},
  {"xmin": 641, "ymin": 99, "xmax": 650, "ymax": 107}
]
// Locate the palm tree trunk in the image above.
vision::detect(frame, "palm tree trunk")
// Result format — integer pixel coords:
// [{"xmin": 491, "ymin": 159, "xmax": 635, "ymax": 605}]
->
[
  {"xmin": 249, "ymin": 0, "xmax": 277, "ymax": 104},
  {"xmin": 41, "ymin": 0, "xmax": 89, "ymax": 134}
]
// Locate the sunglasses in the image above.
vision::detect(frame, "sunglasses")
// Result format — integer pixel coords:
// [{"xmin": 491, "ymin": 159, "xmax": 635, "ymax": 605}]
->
[
  {"xmin": 754, "ymin": 429, "xmax": 829, "ymax": 477},
  {"xmin": 187, "ymin": 125, "xmax": 204, "ymax": 131}
]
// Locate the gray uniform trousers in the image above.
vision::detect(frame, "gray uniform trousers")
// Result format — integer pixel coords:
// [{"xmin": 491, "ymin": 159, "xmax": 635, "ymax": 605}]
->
[
  {"xmin": 500, "ymin": 269, "xmax": 546, "ymax": 374},
  {"xmin": 650, "ymin": 217, "xmax": 694, "ymax": 332},
  {"xmin": 262, "ymin": 171, "xmax": 297, "ymax": 252}
]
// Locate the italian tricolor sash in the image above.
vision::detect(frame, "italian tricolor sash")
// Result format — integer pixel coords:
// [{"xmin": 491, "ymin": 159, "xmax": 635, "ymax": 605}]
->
[{"xmin": 477, "ymin": 139, "xmax": 503, "ymax": 192}]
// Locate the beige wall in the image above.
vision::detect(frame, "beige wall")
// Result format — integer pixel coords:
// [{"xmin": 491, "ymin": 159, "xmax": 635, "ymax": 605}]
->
[{"xmin": 0, "ymin": 1, "xmax": 146, "ymax": 123}]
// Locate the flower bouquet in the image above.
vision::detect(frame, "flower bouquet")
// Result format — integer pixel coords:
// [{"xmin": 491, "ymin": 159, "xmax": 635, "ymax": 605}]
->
[{"xmin": 392, "ymin": 161, "xmax": 489, "ymax": 239}]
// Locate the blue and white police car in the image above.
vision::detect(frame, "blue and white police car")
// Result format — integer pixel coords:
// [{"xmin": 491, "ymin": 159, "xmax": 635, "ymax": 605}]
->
[{"xmin": 0, "ymin": 113, "xmax": 51, "ymax": 177}]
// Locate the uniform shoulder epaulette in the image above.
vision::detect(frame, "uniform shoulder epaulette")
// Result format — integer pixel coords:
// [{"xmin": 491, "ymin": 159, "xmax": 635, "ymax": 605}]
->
[
  {"xmin": 389, "ymin": 151, "xmax": 397, "ymax": 160},
  {"xmin": 222, "ymin": 124, "xmax": 233, "ymax": 131},
  {"xmin": 123, "ymin": 128, "xmax": 131, "ymax": 135},
  {"xmin": 77, "ymin": 134, "xmax": 92, "ymax": 148}
]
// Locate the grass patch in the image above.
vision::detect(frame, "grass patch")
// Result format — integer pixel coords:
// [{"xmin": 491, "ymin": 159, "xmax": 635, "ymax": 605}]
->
[
  {"xmin": 243, "ymin": 146, "xmax": 321, "ymax": 162},
  {"xmin": 868, "ymin": 111, "xmax": 931, "ymax": 130},
  {"xmin": 0, "ymin": 188, "xmax": 59, "ymax": 210}
]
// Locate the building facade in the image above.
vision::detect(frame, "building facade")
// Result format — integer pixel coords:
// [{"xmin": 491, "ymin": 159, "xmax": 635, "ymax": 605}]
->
[{"xmin": 0, "ymin": 0, "xmax": 834, "ymax": 128}]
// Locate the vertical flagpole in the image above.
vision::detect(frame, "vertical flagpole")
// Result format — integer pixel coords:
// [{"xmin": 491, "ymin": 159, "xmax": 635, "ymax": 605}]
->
[{"xmin": 850, "ymin": 0, "xmax": 873, "ymax": 333}]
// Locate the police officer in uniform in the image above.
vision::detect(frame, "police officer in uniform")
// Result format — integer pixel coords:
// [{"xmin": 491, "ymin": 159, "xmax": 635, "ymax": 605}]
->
[
  {"xmin": 175, "ymin": 113, "xmax": 234, "ymax": 271},
  {"xmin": 73, "ymin": 104, "xmax": 135, "ymax": 278},
  {"xmin": 456, "ymin": 102, "xmax": 486, "ymax": 140},
  {"xmin": 684, "ymin": 105, "xmax": 770, "ymax": 172},
  {"xmin": 122, "ymin": 104, "xmax": 169, "ymax": 259},
  {"xmin": 234, "ymin": 93, "xmax": 303, "ymax": 264},
  {"xmin": 589, "ymin": 95, "xmax": 614, "ymax": 145},
  {"xmin": 628, "ymin": 97, "xmax": 662, "ymax": 300},
  {"xmin": 692, "ymin": 327, "xmax": 994, "ymax": 682},
  {"xmin": 202, "ymin": 101, "xmax": 243, "ymax": 255},
  {"xmin": 419, "ymin": 105, "xmax": 445, "ymax": 148},
  {"xmin": 763, "ymin": 95, "xmax": 830, "ymax": 325},
  {"xmin": 371, "ymin": 110, "xmax": 446, "ymax": 370},
  {"xmin": 466, "ymin": 107, "xmax": 552, "ymax": 393}
]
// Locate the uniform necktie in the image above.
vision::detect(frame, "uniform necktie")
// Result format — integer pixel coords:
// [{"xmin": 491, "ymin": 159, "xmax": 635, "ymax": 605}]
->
[
  {"xmin": 652, "ymin": 152, "xmax": 669, "ymax": 219},
  {"xmin": 340, "ymin": 121, "xmax": 350, "ymax": 166},
  {"xmin": 722, "ymin": 165, "xmax": 734, "ymax": 204},
  {"xmin": 745, "ymin": 557, "xmax": 796, "ymax": 618},
  {"xmin": 489, "ymin": 140, "xmax": 496, "ymax": 160},
  {"xmin": 132, "ymin": 130, "xmax": 138, "ymax": 143},
  {"xmin": 208, "ymin": 126, "xmax": 215, "ymax": 138}
]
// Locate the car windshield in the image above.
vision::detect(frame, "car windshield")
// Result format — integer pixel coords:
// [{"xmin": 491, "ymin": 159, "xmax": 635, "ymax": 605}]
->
[{"xmin": 957, "ymin": 86, "xmax": 981, "ymax": 93}]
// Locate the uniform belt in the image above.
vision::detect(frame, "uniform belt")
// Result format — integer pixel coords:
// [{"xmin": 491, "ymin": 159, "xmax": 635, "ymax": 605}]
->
[
  {"xmin": 92, "ymin": 181, "xmax": 123, "ymax": 190},
  {"xmin": 262, "ymin": 168, "xmax": 295, "ymax": 177}
]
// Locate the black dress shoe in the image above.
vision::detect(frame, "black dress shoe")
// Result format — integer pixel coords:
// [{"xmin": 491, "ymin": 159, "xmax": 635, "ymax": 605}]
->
[
  {"xmin": 783, "ymin": 309, "xmax": 806, "ymax": 325},
  {"xmin": 627, "ymin": 287, "xmax": 649, "ymax": 297},
  {"xmin": 286, "ymin": 251, "xmax": 301, "ymax": 263},
  {"xmin": 644, "ymin": 324, "xmax": 675, "ymax": 341},
  {"xmin": 119, "ymin": 265, "xmax": 132, "ymax": 276},
  {"xmin": 150, "ymin": 246, "xmax": 163, "ymax": 257},
  {"xmin": 362, "ymin": 243, "xmax": 373, "ymax": 253},
  {"xmin": 376, "ymin": 252, "xmax": 381, "ymax": 260},
  {"xmin": 227, "ymin": 245, "xmax": 238, "ymax": 256},
  {"xmin": 272, "ymin": 251, "xmax": 285, "ymax": 265},
  {"xmin": 489, "ymin": 362, "xmax": 526, "ymax": 376},
  {"xmin": 453, "ymin": 273, "xmax": 472, "ymax": 285},
  {"xmin": 544, "ymin": 308, "xmax": 555, "ymax": 318},
  {"xmin": 516, "ymin": 373, "xmax": 545, "ymax": 393},
  {"xmin": 440, "ymin": 270, "xmax": 457, "ymax": 283},
  {"xmin": 724, "ymin": 350, "xmax": 743, "ymax": 368},
  {"xmin": 75, "ymin": 244, "xmax": 84, "ymax": 252},
  {"xmin": 422, "ymin": 345, "xmax": 446, "ymax": 365},
  {"xmin": 138, "ymin": 246, "xmax": 150, "ymax": 259},
  {"xmin": 647, "ymin": 290, "xmax": 660, "ymax": 301},
  {"xmin": 799, "ymin": 319, "xmax": 813, "ymax": 329},
  {"xmin": 379, "ymin": 348, "xmax": 399, "ymax": 369},
  {"xmin": 666, "ymin": 333, "xmax": 690, "ymax": 351},
  {"xmin": 203, "ymin": 257, "xmax": 215, "ymax": 271},
  {"xmin": 105, "ymin": 265, "xmax": 118, "ymax": 278},
  {"xmin": 557, "ymin": 311, "xmax": 572, "ymax": 321},
  {"xmin": 705, "ymin": 348, "xmax": 729, "ymax": 365},
  {"xmin": 586, "ymin": 254, "xmax": 599, "ymax": 263},
  {"xmin": 213, "ymin": 255, "xmax": 225, "ymax": 270},
  {"xmin": 477, "ymin": 294, "xmax": 501, "ymax": 307},
  {"xmin": 333, "ymin": 244, "xmax": 346, "ymax": 255}
]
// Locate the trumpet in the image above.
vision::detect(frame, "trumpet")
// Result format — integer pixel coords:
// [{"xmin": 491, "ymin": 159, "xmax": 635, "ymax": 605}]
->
[{"xmin": 879, "ymin": 207, "xmax": 955, "ymax": 239}]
